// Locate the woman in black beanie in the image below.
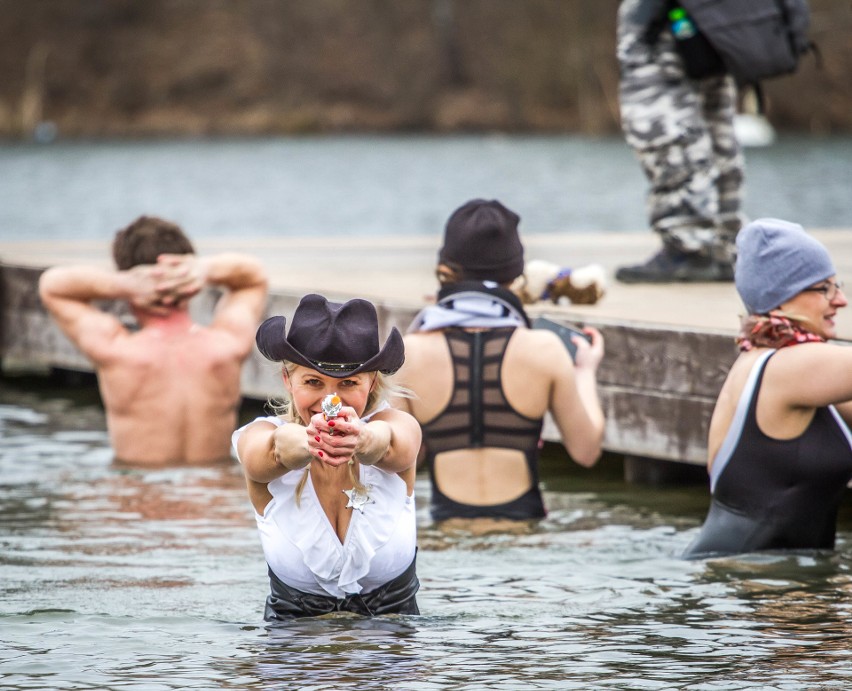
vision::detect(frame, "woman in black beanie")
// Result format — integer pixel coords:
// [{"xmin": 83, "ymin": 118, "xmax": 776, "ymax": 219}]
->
[{"xmin": 394, "ymin": 199, "xmax": 606, "ymax": 522}]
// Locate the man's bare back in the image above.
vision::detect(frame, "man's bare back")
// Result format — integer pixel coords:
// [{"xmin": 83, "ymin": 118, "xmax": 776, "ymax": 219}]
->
[
  {"xmin": 39, "ymin": 217, "xmax": 268, "ymax": 466},
  {"xmin": 99, "ymin": 316, "xmax": 250, "ymax": 464}
]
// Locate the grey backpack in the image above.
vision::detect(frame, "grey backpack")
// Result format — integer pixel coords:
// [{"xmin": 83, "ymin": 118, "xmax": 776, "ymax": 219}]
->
[{"xmin": 680, "ymin": 0, "xmax": 813, "ymax": 85}]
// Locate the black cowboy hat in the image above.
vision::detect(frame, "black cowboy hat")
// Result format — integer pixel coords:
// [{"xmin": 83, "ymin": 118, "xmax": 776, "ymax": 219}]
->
[{"xmin": 256, "ymin": 294, "xmax": 404, "ymax": 377}]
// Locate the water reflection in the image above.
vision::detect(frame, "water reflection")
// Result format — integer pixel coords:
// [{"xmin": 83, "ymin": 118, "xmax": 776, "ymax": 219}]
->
[
  {"xmin": 2, "ymin": 379, "xmax": 852, "ymax": 690},
  {"xmin": 246, "ymin": 617, "xmax": 426, "ymax": 689},
  {"xmin": 696, "ymin": 553, "xmax": 852, "ymax": 684}
]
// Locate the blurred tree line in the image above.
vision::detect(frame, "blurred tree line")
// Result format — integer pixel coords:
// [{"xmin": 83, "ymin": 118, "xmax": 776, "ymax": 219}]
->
[{"xmin": 0, "ymin": 0, "xmax": 849, "ymax": 139}]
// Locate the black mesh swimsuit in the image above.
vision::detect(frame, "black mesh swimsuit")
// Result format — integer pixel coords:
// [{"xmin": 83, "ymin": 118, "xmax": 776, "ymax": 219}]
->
[{"xmin": 422, "ymin": 327, "xmax": 546, "ymax": 521}]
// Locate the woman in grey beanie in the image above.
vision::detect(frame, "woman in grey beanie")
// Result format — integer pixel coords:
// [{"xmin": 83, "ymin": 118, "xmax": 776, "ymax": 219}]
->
[{"xmin": 684, "ymin": 218, "xmax": 852, "ymax": 558}]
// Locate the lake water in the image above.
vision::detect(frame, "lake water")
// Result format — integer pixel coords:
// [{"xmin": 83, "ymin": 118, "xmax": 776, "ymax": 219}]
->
[
  {"xmin": 3, "ymin": 135, "xmax": 852, "ymax": 689},
  {"xmin": 1, "ymin": 134, "xmax": 851, "ymax": 242},
  {"xmin": 3, "ymin": 376, "xmax": 852, "ymax": 690}
]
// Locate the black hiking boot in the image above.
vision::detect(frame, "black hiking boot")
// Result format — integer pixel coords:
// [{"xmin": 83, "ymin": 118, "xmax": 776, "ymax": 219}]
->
[{"xmin": 615, "ymin": 247, "xmax": 732, "ymax": 284}]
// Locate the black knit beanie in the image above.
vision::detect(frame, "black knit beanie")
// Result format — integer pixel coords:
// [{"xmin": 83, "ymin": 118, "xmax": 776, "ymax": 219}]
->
[{"xmin": 438, "ymin": 199, "xmax": 524, "ymax": 284}]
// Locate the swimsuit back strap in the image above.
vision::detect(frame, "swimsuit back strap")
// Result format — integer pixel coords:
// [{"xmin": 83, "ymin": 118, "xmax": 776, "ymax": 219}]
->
[{"xmin": 709, "ymin": 349, "xmax": 775, "ymax": 493}]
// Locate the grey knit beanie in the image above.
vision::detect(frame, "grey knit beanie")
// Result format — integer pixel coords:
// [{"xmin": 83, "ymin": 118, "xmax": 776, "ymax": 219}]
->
[{"xmin": 735, "ymin": 218, "xmax": 835, "ymax": 314}]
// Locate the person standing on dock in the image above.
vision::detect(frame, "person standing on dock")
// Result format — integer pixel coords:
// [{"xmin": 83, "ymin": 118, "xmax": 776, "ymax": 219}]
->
[
  {"xmin": 38, "ymin": 215, "xmax": 269, "ymax": 465},
  {"xmin": 614, "ymin": 0, "xmax": 745, "ymax": 283},
  {"xmin": 394, "ymin": 199, "xmax": 606, "ymax": 522},
  {"xmin": 684, "ymin": 219, "xmax": 852, "ymax": 558}
]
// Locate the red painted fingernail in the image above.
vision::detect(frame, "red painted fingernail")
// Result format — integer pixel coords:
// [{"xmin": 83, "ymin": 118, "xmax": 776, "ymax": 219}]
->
[
  {"xmin": 315, "ymin": 436, "xmax": 321, "ymax": 442},
  {"xmin": 328, "ymin": 420, "xmax": 335, "ymax": 427},
  {"xmin": 317, "ymin": 451, "xmax": 324, "ymax": 458}
]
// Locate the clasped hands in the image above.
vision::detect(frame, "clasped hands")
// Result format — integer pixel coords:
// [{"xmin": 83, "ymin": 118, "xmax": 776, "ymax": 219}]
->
[
  {"xmin": 126, "ymin": 254, "xmax": 206, "ymax": 314},
  {"xmin": 305, "ymin": 407, "xmax": 365, "ymax": 468}
]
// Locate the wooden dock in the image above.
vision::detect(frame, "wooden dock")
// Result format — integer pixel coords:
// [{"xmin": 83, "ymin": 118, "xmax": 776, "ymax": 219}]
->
[{"xmin": 3, "ymin": 230, "xmax": 851, "ymax": 469}]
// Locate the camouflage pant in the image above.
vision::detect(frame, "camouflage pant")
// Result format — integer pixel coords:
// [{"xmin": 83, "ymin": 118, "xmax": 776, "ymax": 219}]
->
[{"xmin": 617, "ymin": 0, "xmax": 746, "ymax": 260}]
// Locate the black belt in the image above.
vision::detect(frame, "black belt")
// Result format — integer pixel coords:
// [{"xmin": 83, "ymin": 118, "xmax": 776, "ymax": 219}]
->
[{"xmin": 264, "ymin": 553, "xmax": 420, "ymax": 620}]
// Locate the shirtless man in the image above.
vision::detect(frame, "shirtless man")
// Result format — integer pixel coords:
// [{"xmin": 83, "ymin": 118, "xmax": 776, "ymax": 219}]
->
[{"xmin": 38, "ymin": 215, "xmax": 269, "ymax": 465}]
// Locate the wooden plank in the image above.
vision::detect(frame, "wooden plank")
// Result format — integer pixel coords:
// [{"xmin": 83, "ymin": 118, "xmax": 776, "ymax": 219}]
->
[
  {"xmin": 593, "ymin": 323, "xmax": 738, "ymax": 395},
  {"xmin": 0, "ymin": 262, "xmax": 749, "ymax": 466},
  {"xmin": 1, "ymin": 265, "xmax": 88, "ymax": 370}
]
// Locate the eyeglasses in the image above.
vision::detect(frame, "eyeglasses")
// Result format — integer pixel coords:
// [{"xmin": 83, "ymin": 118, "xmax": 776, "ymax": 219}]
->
[{"xmin": 803, "ymin": 280, "xmax": 845, "ymax": 301}]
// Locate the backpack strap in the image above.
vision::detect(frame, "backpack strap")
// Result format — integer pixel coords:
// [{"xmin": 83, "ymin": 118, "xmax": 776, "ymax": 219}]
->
[{"xmin": 642, "ymin": 0, "xmax": 671, "ymax": 44}]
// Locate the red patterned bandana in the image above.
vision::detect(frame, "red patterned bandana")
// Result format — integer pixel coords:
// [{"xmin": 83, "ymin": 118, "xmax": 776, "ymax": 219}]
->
[{"xmin": 736, "ymin": 313, "xmax": 825, "ymax": 352}]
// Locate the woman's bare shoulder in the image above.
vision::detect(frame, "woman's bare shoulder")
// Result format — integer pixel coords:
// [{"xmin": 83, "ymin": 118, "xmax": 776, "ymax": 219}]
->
[
  {"xmin": 505, "ymin": 327, "xmax": 572, "ymax": 372},
  {"xmin": 511, "ymin": 326, "xmax": 569, "ymax": 353},
  {"xmin": 401, "ymin": 330, "xmax": 449, "ymax": 361}
]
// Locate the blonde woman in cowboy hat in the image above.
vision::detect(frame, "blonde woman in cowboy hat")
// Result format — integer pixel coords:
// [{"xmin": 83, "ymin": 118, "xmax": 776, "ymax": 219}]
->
[{"xmin": 232, "ymin": 294, "xmax": 422, "ymax": 619}]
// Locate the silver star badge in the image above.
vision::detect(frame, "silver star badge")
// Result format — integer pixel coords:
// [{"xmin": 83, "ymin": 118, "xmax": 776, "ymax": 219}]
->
[{"xmin": 343, "ymin": 485, "xmax": 375, "ymax": 513}]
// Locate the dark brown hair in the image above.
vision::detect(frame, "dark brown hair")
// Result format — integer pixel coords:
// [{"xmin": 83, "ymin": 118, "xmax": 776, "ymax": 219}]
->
[{"xmin": 112, "ymin": 216, "xmax": 195, "ymax": 270}]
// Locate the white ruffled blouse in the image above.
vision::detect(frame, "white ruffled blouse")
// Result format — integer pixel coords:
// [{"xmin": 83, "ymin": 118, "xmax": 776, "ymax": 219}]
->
[{"xmin": 232, "ymin": 411, "xmax": 417, "ymax": 598}]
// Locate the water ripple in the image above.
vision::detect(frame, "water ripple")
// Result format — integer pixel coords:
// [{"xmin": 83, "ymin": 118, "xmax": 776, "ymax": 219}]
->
[{"xmin": 2, "ymin": 384, "xmax": 851, "ymax": 689}]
